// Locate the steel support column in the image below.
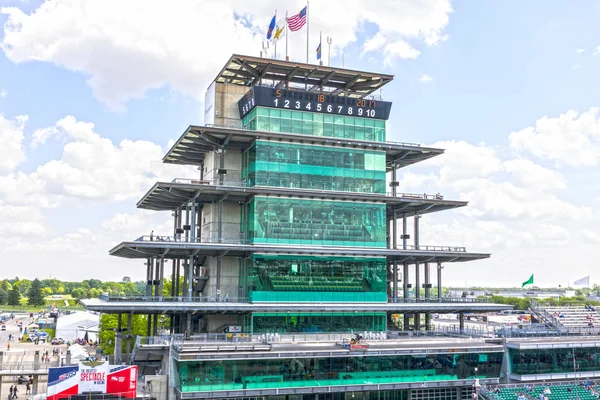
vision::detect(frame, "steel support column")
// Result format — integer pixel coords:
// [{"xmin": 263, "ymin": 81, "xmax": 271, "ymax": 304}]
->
[
  {"xmin": 424, "ymin": 262, "xmax": 431, "ymax": 330},
  {"xmin": 190, "ymin": 201, "xmax": 196, "ymax": 243},
  {"xmin": 126, "ymin": 312, "xmax": 132, "ymax": 361},
  {"xmin": 403, "ymin": 262, "xmax": 409, "ymax": 329},
  {"xmin": 459, "ymin": 312, "xmax": 464, "ymax": 333},
  {"xmin": 414, "ymin": 215, "xmax": 420, "ymax": 330},
  {"xmin": 437, "ymin": 262, "xmax": 443, "ymax": 300},
  {"xmin": 116, "ymin": 313, "xmax": 122, "ymax": 365},
  {"xmin": 402, "ymin": 215, "xmax": 407, "ymax": 250}
]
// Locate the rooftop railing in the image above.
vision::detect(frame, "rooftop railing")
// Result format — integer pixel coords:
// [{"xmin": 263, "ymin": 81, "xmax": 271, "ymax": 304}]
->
[
  {"xmin": 170, "ymin": 178, "xmax": 446, "ymax": 200},
  {"xmin": 133, "ymin": 235, "xmax": 466, "ymax": 252}
]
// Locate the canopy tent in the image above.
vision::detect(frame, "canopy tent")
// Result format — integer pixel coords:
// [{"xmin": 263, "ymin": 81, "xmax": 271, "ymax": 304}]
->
[{"xmin": 55, "ymin": 311, "xmax": 100, "ymax": 342}]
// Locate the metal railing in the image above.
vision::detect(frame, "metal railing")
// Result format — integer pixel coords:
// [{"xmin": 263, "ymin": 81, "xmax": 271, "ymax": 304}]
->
[
  {"xmin": 387, "ymin": 297, "xmax": 489, "ymax": 304},
  {"xmin": 170, "ymin": 178, "xmax": 446, "ymax": 200},
  {"xmin": 0, "ymin": 361, "xmax": 60, "ymax": 371},
  {"xmin": 100, "ymin": 295, "xmax": 487, "ymax": 304},
  {"xmin": 133, "ymin": 235, "xmax": 466, "ymax": 252},
  {"xmin": 170, "ymin": 327, "xmax": 490, "ymax": 351}
]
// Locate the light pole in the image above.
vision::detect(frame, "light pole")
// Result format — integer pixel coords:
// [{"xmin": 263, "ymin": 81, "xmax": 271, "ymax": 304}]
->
[{"xmin": 473, "ymin": 367, "xmax": 480, "ymax": 399}]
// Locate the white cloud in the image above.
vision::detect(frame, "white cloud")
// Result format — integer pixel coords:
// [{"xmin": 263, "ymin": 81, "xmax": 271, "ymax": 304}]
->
[
  {"xmin": 582, "ymin": 230, "xmax": 600, "ymax": 244},
  {"xmin": 503, "ymin": 159, "xmax": 566, "ymax": 192},
  {"xmin": 509, "ymin": 108, "xmax": 600, "ymax": 166},
  {"xmin": 0, "ymin": 89, "xmax": 6, "ymax": 98},
  {"xmin": 0, "ymin": 115, "xmax": 196, "ymax": 207},
  {"xmin": 0, "ymin": 114, "xmax": 27, "ymax": 173},
  {"xmin": 594, "ymin": 46, "xmax": 600, "ymax": 56},
  {"xmin": 1, "ymin": 0, "xmax": 452, "ymax": 109},
  {"xmin": 576, "ymin": 48, "xmax": 585, "ymax": 54},
  {"xmin": 419, "ymin": 73, "xmax": 433, "ymax": 82},
  {"xmin": 572, "ymin": 64, "xmax": 580, "ymax": 70}
]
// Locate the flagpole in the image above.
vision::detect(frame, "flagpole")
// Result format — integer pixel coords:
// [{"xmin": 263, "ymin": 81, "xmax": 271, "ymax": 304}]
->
[
  {"xmin": 306, "ymin": 1, "xmax": 309, "ymax": 64},
  {"xmin": 273, "ymin": 9, "xmax": 277, "ymax": 60},
  {"xmin": 285, "ymin": 10, "xmax": 289, "ymax": 61}
]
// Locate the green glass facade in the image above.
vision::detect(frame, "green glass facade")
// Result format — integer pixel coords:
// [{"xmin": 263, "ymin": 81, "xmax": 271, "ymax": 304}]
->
[
  {"xmin": 510, "ymin": 347, "xmax": 600, "ymax": 375},
  {"xmin": 176, "ymin": 351, "xmax": 502, "ymax": 393},
  {"xmin": 246, "ymin": 312, "xmax": 386, "ymax": 333},
  {"xmin": 242, "ymin": 107, "xmax": 387, "ymax": 142},
  {"xmin": 241, "ymin": 141, "xmax": 386, "ymax": 193},
  {"xmin": 243, "ymin": 197, "xmax": 387, "ymax": 247},
  {"xmin": 244, "ymin": 255, "xmax": 387, "ymax": 303}
]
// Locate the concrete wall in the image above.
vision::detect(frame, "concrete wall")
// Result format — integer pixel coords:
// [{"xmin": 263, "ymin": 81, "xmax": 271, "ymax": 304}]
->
[
  {"xmin": 203, "ymin": 148, "xmax": 243, "ymax": 185},
  {"xmin": 205, "ymin": 314, "xmax": 241, "ymax": 333},
  {"xmin": 200, "ymin": 202, "xmax": 241, "ymax": 242},
  {"xmin": 202, "ymin": 256, "xmax": 239, "ymax": 298},
  {"xmin": 210, "ymin": 82, "xmax": 247, "ymax": 129}
]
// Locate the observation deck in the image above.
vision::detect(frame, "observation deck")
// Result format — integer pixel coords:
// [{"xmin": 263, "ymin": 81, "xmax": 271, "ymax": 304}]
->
[
  {"xmin": 81, "ymin": 295, "xmax": 509, "ymax": 315},
  {"xmin": 108, "ymin": 235, "xmax": 489, "ymax": 264},
  {"xmin": 163, "ymin": 125, "xmax": 443, "ymax": 170},
  {"xmin": 137, "ymin": 179, "xmax": 466, "ymax": 216}
]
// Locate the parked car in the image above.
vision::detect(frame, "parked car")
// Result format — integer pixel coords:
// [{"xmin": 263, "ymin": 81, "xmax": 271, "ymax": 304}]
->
[
  {"xmin": 1, "ymin": 324, "xmax": 6, "ymax": 331},
  {"xmin": 17, "ymin": 376, "xmax": 28, "ymax": 384},
  {"xmin": 51, "ymin": 337, "xmax": 65, "ymax": 345}
]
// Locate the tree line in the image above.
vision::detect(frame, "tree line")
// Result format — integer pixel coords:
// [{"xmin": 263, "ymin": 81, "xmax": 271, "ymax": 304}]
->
[{"xmin": 0, "ymin": 277, "xmax": 146, "ymax": 307}]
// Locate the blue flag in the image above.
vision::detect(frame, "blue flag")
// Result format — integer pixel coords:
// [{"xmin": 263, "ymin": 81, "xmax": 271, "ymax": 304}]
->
[
  {"xmin": 316, "ymin": 42, "xmax": 322, "ymax": 60},
  {"xmin": 266, "ymin": 14, "xmax": 276, "ymax": 39}
]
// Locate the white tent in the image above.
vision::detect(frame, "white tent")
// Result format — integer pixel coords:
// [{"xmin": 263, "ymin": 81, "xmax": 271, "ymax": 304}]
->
[
  {"xmin": 55, "ymin": 311, "xmax": 100, "ymax": 342},
  {"xmin": 68, "ymin": 343, "xmax": 90, "ymax": 361}
]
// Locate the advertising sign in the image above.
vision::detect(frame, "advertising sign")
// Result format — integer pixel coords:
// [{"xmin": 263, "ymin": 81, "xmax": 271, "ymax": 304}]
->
[
  {"xmin": 107, "ymin": 365, "xmax": 138, "ymax": 398},
  {"xmin": 47, "ymin": 365, "xmax": 79, "ymax": 400},
  {"xmin": 48, "ymin": 363, "xmax": 137, "ymax": 398},
  {"xmin": 78, "ymin": 361, "xmax": 109, "ymax": 393}
]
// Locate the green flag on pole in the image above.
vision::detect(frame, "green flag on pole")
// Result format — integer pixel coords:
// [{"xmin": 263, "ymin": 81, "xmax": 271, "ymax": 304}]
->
[{"xmin": 522, "ymin": 274, "xmax": 534, "ymax": 287}]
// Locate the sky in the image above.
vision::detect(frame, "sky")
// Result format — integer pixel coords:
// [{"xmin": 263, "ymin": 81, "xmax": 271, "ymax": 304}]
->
[{"xmin": 0, "ymin": 0, "xmax": 599, "ymax": 287}]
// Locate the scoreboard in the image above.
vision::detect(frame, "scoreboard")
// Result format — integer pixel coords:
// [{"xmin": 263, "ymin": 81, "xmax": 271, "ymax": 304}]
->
[{"xmin": 238, "ymin": 86, "xmax": 392, "ymax": 120}]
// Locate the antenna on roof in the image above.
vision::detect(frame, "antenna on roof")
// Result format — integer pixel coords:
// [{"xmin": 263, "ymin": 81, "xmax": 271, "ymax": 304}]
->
[{"xmin": 327, "ymin": 36, "xmax": 332, "ymax": 67}]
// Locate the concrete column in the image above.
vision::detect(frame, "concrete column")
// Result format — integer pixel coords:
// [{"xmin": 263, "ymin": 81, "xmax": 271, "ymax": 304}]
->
[
  {"xmin": 386, "ymin": 217, "xmax": 391, "ymax": 248},
  {"xmin": 154, "ymin": 257, "xmax": 161, "ymax": 297},
  {"xmin": 153, "ymin": 312, "xmax": 158, "ymax": 336},
  {"xmin": 32, "ymin": 375, "xmax": 39, "ymax": 395},
  {"xmin": 392, "ymin": 263, "xmax": 398, "ymax": 301},
  {"xmin": 66, "ymin": 349, "xmax": 71, "ymax": 365},
  {"xmin": 217, "ymin": 200, "xmax": 223, "ymax": 242},
  {"xmin": 459, "ymin": 312, "xmax": 464, "ymax": 333},
  {"xmin": 187, "ymin": 256, "xmax": 194, "ymax": 299},
  {"xmin": 190, "ymin": 201, "xmax": 196, "ymax": 242},
  {"xmin": 171, "ymin": 260, "xmax": 176, "ymax": 297},
  {"xmin": 145, "ymin": 258, "xmax": 152, "ymax": 297},
  {"xmin": 186, "ymin": 313, "xmax": 192, "ymax": 338},
  {"xmin": 437, "ymin": 262, "xmax": 443, "ymax": 301},
  {"xmin": 219, "ymin": 149, "xmax": 225, "ymax": 185},
  {"xmin": 33, "ymin": 350, "xmax": 40, "ymax": 370},
  {"xmin": 115, "ymin": 315, "xmax": 122, "ymax": 365},
  {"xmin": 0, "ymin": 351, "xmax": 3, "ymax": 369},
  {"xmin": 126, "ymin": 313, "xmax": 132, "ymax": 362},
  {"xmin": 391, "ymin": 164, "xmax": 397, "ymax": 196},
  {"xmin": 216, "ymin": 256, "xmax": 222, "ymax": 297}
]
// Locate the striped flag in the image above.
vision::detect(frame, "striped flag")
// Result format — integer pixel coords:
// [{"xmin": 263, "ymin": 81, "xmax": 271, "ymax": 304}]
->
[{"xmin": 287, "ymin": 6, "xmax": 307, "ymax": 31}]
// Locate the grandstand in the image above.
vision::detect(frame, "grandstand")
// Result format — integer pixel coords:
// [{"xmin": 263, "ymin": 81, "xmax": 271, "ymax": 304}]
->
[
  {"xmin": 540, "ymin": 306, "xmax": 600, "ymax": 328},
  {"xmin": 483, "ymin": 383, "xmax": 597, "ymax": 400}
]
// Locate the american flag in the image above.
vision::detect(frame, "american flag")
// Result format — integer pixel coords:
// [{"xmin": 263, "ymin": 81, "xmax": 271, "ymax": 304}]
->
[{"xmin": 287, "ymin": 6, "xmax": 307, "ymax": 32}]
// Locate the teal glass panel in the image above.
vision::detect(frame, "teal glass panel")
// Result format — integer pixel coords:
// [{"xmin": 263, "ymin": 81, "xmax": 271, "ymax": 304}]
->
[
  {"xmin": 242, "ymin": 107, "xmax": 386, "ymax": 142},
  {"xmin": 244, "ymin": 141, "xmax": 386, "ymax": 194},
  {"xmin": 510, "ymin": 347, "xmax": 600, "ymax": 375},
  {"xmin": 251, "ymin": 312, "xmax": 386, "ymax": 333},
  {"xmin": 245, "ymin": 197, "xmax": 386, "ymax": 247},
  {"xmin": 245, "ymin": 255, "xmax": 387, "ymax": 303},
  {"xmin": 176, "ymin": 352, "xmax": 503, "ymax": 393}
]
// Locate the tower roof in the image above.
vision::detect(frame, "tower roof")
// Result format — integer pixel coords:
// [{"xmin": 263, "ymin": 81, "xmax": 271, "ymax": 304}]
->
[{"xmin": 214, "ymin": 54, "xmax": 394, "ymax": 97}]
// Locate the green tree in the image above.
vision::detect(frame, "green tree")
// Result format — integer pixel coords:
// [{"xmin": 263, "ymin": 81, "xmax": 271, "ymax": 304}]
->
[
  {"xmin": 14, "ymin": 279, "xmax": 31, "ymax": 296},
  {"xmin": 0, "ymin": 289, "xmax": 7, "ymax": 305},
  {"xmin": 98, "ymin": 314, "xmax": 148, "ymax": 355},
  {"xmin": 27, "ymin": 278, "xmax": 45, "ymax": 306},
  {"xmin": 7, "ymin": 286, "xmax": 21, "ymax": 306},
  {"xmin": 71, "ymin": 288, "xmax": 87, "ymax": 299}
]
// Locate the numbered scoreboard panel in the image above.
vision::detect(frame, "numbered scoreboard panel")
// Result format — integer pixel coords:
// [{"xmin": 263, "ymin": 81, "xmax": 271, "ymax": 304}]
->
[{"xmin": 238, "ymin": 86, "xmax": 392, "ymax": 121}]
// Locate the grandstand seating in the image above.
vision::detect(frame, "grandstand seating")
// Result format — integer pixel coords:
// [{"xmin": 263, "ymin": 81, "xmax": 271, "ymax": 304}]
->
[
  {"xmin": 539, "ymin": 306, "xmax": 600, "ymax": 328},
  {"xmin": 485, "ymin": 384, "xmax": 596, "ymax": 400},
  {"xmin": 268, "ymin": 276, "xmax": 364, "ymax": 292}
]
